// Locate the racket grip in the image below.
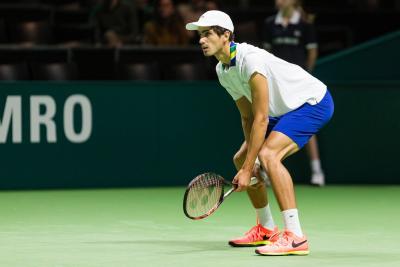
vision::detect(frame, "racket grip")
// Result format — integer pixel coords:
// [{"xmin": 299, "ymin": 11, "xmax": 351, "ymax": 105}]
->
[
  {"xmin": 232, "ymin": 183, "xmax": 238, "ymax": 190},
  {"xmin": 231, "ymin": 176, "xmax": 259, "ymax": 189},
  {"xmin": 249, "ymin": 176, "xmax": 258, "ymax": 186}
]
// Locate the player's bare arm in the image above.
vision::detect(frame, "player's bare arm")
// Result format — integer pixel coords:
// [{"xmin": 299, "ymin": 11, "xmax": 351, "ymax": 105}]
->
[
  {"xmin": 235, "ymin": 96, "xmax": 254, "ymax": 143},
  {"xmin": 233, "ymin": 73, "xmax": 269, "ymax": 192},
  {"xmin": 232, "ymin": 98, "xmax": 251, "ymax": 171},
  {"xmin": 306, "ymin": 47, "xmax": 318, "ymax": 72}
]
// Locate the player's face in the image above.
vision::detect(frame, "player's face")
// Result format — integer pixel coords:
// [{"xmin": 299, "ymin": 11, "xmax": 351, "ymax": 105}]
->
[{"xmin": 198, "ymin": 27, "xmax": 226, "ymax": 57}]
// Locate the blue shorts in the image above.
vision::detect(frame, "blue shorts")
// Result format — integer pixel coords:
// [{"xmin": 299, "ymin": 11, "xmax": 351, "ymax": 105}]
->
[{"xmin": 266, "ymin": 90, "xmax": 334, "ymax": 148}]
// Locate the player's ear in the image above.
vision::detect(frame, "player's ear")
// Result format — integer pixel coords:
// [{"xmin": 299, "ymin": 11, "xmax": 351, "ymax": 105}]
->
[{"xmin": 223, "ymin": 31, "xmax": 230, "ymax": 41}]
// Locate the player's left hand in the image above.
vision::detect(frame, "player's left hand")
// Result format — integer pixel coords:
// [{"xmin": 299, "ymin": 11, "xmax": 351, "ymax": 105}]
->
[{"xmin": 232, "ymin": 169, "xmax": 252, "ymax": 192}]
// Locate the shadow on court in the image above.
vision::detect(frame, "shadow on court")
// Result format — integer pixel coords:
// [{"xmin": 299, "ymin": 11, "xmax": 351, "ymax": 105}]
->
[{"xmin": 81, "ymin": 239, "xmax": 231, "ymax": 253}]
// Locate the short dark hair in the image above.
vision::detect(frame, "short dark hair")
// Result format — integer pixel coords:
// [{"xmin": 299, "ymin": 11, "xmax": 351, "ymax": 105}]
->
[{"xmin": 210, "ymin": 26, "xmax": 234, "ymax": 41}]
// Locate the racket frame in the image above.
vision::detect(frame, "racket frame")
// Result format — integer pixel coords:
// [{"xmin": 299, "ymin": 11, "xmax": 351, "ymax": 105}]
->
[
  {"xmin": 183, "ymin": 174, "xmax": 259, "ymax": 220},
  {"xmin": 183, "ymin": 173, "xmax": 230, "ymax": 220}
]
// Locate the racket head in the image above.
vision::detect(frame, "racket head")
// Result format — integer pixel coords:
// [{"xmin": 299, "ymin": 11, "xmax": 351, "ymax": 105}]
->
[{"xmin": 183, "ymin": 172, "xmax": 229, "ymax": 220}]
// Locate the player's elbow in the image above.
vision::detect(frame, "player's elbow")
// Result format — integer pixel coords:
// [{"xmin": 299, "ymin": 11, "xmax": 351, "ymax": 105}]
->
[
  {"xmin": 254, "ymin": 114, "xmax": 268, "ymax": 127},
  {"xmin": 241, "ymin": 115, "xmax": 254, "ymax": 125}
]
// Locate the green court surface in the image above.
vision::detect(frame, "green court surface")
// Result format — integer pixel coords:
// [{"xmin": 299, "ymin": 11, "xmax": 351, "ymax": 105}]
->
[{"xmin": 0, "ymin": 186, "xmax": 399, "ymax": 267}]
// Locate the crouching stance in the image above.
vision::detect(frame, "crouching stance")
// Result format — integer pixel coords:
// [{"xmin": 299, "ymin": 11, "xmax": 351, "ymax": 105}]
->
[{"xmin": 186, "ymin": 10, "xmax": 334, "ymax": 255}]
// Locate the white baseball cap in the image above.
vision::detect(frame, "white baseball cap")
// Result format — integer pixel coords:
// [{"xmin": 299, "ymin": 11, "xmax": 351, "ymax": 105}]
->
[{"xmin": 186, "ymin": 10, "xmax": 234, "ymax": 32}]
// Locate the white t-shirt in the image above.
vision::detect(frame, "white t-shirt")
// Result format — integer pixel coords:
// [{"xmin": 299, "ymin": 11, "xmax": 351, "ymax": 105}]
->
[{"xmin": 216, "ymin": 42, "xmax": 327, "ymax": 117}]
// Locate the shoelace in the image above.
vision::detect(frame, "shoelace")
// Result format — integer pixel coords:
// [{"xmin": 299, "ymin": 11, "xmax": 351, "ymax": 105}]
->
[
  {"xmin": 268, "ymin": 230, "xmax": 281, "ymax": 242},
  {"xmin": 268, "ymin": 231, "xmax": 291, "ymax": 248},
  {"xmin": 245, "ymin": 225, "xmax": 267, "ymax": 241}
]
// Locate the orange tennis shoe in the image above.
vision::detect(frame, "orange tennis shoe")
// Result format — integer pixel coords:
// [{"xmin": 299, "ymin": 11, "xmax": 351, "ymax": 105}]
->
[
  {"xmin": 255, "ymin": 230, "xmax": 309, "ymax": 256},
  {"xmin": 228, "ymin": 224, "xmax": 279, "ymax": 247}
]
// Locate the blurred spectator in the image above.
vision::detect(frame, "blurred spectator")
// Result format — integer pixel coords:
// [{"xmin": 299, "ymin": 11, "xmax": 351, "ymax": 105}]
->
[
  {"xmin": 177, "ymin": 0, "xmax": 219, "ymax": 43},
  {"xmin": 58, "ymin": 1, "xmax": 82, "ymax": 10},
  {"xmin": 42, "ymin": 0, "xmax": 98, "ymax": 10},
  {"xmin": 143, "ymin": 0, "xmax": 189, "ymax": 46},
  {"xmin": 263, "ymin": 0, "xmax": 317, "ymax": 71},
  {"xmin": 178, "ymin": 0, "xmax": 219, "ymax": 24},
  {"xmin": 136, "ymin": 0, "xmax": 153, "ymax": 35},
  {"xmin": 350, "ymin": 0, "xmax": 382, "ymax": 12},
  {"xmin": 263, "ymin": 0, "xmax": 326, "ymax": 186},
  {"xmin": 92, "ymin": 0, "xmax": 140, "ymax": 47},
  {"xmin": 82, "ymin": 0, "xmax": 102, "ymax": 8}
]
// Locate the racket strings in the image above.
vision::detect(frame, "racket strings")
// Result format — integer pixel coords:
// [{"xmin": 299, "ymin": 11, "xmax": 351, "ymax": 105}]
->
[{"xmin": 186, "ymin": 174, "xmax": 223, "ymax": 218}]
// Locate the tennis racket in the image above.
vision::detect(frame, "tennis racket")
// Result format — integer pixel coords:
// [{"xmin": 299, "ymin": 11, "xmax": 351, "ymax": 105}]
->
[{"xmin": 183, "ymin": 172, "xmax": 259, "ymax": 220}]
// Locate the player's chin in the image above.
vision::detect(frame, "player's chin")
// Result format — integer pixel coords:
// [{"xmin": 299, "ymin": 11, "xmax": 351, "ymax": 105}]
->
[{"xmin": 202, "ymin": 49, "xmax": 213, "ymax": 57}]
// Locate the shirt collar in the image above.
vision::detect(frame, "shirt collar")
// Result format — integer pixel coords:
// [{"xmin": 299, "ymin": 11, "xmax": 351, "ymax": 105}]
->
[
  {"xmin": 223, "ymin": 41, "xmax": 237, "ymax": 69},
  {"xmin": 275, "ymin": 9, "xmax": 301, "ymax": 25}
]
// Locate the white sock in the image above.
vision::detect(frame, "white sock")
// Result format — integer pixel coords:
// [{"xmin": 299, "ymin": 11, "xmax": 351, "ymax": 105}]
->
[
  {"xmin": 282, "ymin": 209, "xmax": 303, "ymax": 237},
  {"xmin": 256, "ymin": 204, "xmax": 275, "ymax": 230},
  {"xmin": 311, "ymin": 159, "xmax": 322, "ymax": 174}
]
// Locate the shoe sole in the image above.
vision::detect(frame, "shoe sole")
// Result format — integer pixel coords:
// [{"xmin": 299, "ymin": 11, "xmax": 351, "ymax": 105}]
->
[
  {"xmin": 255, "ymin": 249, "xmax": 309, "ymax": 256},
  {"xmin": 229, "ymin": 240, "xmax": 271, "ymax": 247}
]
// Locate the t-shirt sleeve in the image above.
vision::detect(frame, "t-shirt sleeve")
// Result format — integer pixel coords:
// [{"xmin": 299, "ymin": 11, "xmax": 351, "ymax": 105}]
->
[
  {"xmin": 304, "ymin": 22, "xmax": 318, "ymax": 49},
  {"xmin": 241, "ymin": 53, "xmax": 268, "ymax": 82}
]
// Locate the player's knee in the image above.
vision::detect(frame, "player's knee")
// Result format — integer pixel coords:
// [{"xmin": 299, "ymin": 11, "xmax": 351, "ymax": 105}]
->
[
  {"xmin": 233, "ymin": 152, "xmax": 240, "ymax": 165},
  {"xmin": 233, "ymin": 152, "xmax": 244, "ymax": 168},
  {"xmin": 258, "ymin": 148, "xmax": 280, "ymax": 168},
  {"xmin": 234, "ymin": 146, "xmax": 247, "ymax": 162}
]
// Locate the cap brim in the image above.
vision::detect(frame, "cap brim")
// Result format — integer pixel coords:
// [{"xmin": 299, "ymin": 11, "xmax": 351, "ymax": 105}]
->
[
  {"xmin": 185, "ymin": 22, "xmax": 199, "ymax": 30},
  {"xmin": 185, "ymin": 22, "xmax": 211, "ymax": 31}
]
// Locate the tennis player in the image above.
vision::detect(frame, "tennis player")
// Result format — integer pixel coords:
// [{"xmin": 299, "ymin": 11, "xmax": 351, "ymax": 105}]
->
[{"xmin": 186, "ymin": 10, "xmax": 334, "ymax": 256}]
